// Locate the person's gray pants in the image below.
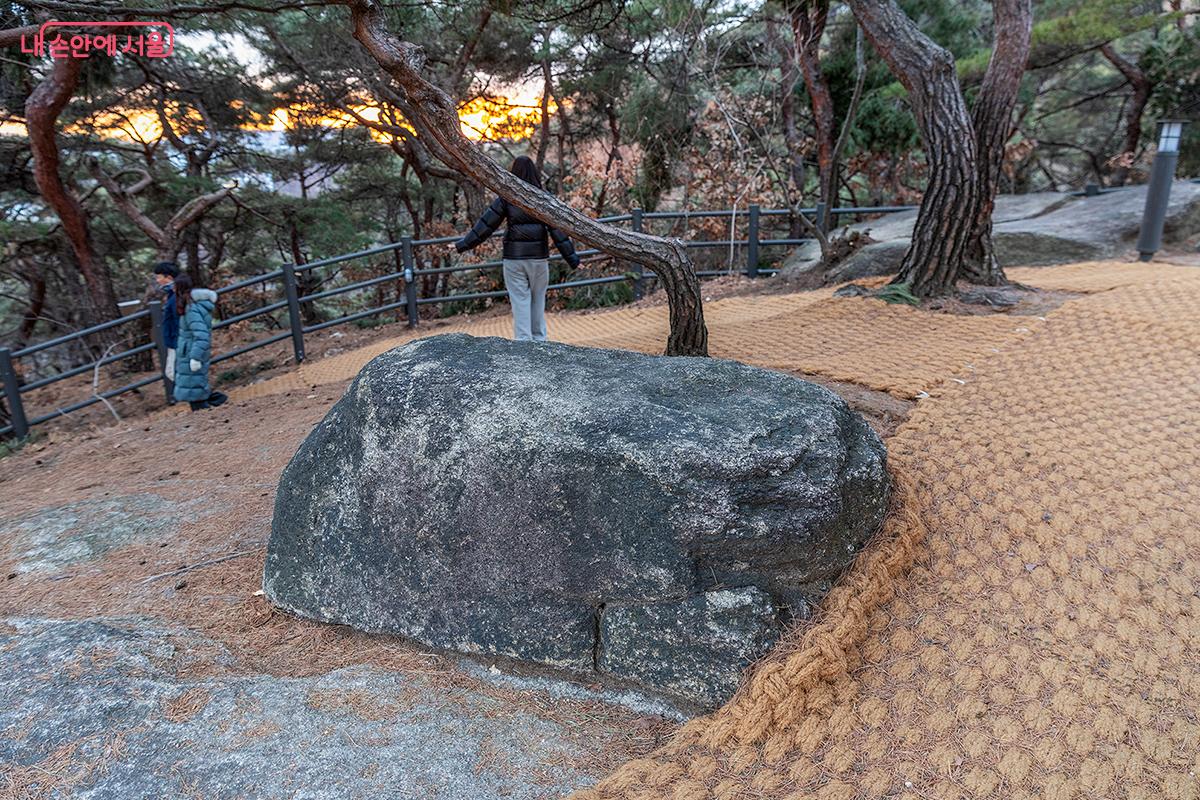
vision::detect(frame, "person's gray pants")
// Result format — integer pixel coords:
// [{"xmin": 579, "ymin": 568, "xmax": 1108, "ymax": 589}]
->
[{"xmin": 502, "ymin": 258, "xmax": 550, "ymax": 341}]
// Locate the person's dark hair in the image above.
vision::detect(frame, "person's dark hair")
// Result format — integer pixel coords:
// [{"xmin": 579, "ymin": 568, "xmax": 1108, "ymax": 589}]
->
[
  {"xmin": 510, "ymin": 156, "xmax": 543, "ymax": 190},
  {"xmin": 174, "ymin": 273, "xmax": 194, "ymax": 315},
  {"xmin": 153, "ymin": 261, "xmax": 179, "ymax": 278}
]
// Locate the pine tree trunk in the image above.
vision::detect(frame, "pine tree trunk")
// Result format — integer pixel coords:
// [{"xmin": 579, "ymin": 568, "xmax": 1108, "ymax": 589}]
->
[
  {"xmin": 1101, "ymin": 43, "xmax": 1152, "ymax": 188},
  {"xmin": 846, "ymin": 0, "xmax": 979, "ymax": 296},
  {"xmin": 893, "ymin": 84, "xmax": 980, "ymax": 296},
  {"xmin": 789, "ymin": 0, "xmax": 837, "ymax": 230},
  {"xmin": 25, "ymin": 58, "xmax": 121, "ymax": 324},
  {"xmin": 847, "ymin": 0, "xmax": 1031, "ymax": 296},
  {"xmin": 962, "ymin": 0, "xmax": 1033, "ymax": 284}
]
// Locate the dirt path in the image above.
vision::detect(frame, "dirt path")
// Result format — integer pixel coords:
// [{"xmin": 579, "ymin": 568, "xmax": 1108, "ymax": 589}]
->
[{"xmin": 2, "ymin": 259, "xmax": 1197, "ymax": 799}]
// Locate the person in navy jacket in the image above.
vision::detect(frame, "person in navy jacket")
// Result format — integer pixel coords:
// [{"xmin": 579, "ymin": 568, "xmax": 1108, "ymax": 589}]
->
[{"xmin": 153, "ymin": 262, "xmax": 179, "ymax": 397}]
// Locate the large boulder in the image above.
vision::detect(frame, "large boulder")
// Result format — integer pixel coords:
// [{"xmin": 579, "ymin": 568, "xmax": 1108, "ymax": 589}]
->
[
  {"xmin": 992, "ymin": 181, "xmax": 1200, "ymax": 260},
  {"xmin": 264, "ymin": 334, "xmax": 889, "ymax": 708},
  {"xmin": 777, "ymin": 183, "xmax": 1200, "ymax": 284}
]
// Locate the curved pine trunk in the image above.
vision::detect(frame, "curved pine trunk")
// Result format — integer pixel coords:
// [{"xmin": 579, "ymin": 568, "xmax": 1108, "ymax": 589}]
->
[
  {"xmin": 25, "ymin": 58, "xmax": 121, "ymax": 324},
  {"xmin": 347, "ymin": 0, "xmax": 708, "ymax": 355},
  {"xmin": 892, "ymin": 76, "xmax": 980, "ymax": 296},
  {"xmin": 848, "ymin": 0, "xmax": 1031, "ymax": 296},
  {"xmin": 962, "ymin": 0, "xmax": 1034, "ymax": 285},
  {"xmin": 847, "ymin": 0, "xmax": 979, "ymax": 296}
]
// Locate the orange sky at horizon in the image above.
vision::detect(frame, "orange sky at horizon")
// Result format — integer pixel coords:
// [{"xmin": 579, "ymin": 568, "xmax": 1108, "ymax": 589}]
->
[{"xmin": 0, "ymin": 90, "xmax": 553, "ymax": 146}]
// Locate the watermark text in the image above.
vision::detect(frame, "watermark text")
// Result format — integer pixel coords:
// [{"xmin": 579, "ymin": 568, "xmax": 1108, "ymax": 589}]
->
[{"xmin": 20, "ymin": 21, "xmax": 175, "ymax": 59}]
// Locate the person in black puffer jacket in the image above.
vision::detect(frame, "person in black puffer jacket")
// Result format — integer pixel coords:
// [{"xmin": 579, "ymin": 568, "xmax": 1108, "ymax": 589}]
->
[{"xmin": 451, "ymin": 156, "xmax": 580, "ymax": 341}]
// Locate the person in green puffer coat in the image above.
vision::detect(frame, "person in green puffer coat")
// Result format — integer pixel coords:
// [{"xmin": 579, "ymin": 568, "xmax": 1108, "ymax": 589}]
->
[{"xmin": 172, "ymin": 274, "xmax": 228, "ymax": 411}]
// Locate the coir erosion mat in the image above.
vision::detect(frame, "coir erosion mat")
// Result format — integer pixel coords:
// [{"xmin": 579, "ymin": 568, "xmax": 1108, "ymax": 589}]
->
[{"xmin": 575, "ymin": 263, "xmax": 1200, "ymax": 799}]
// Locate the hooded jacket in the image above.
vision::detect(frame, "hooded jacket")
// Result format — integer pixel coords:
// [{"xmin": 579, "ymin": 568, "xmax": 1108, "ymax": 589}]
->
[
  {"xmin": 173, "ymin": 288, "xmax": 218, "ymax": 403},
  {"xmin": 455, "ymin": 197, "xmax": 581, "ymax": 266}
]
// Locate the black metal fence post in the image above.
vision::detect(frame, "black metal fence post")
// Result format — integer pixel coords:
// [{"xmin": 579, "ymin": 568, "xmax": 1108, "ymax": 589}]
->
[
  {"xmin": 746, "ymin": 204, "xmax": 760, "ymax": 277},
  {"xmin": 631, "ymin": 209, "xmax": 646, "ymax": 299},
  {"xmin": 814, "ymin": 201, "xmax": 829, "ymax": 235},
  {"xmin": 147, "ymin": 300, "xmax": 173, "ymax": 403},
  {"xmin": 0, "ymin": 348, "xmax": 28, "ymax": 439},
  {"xmin": 403, "ymin": 237, "xmax": 418, "ymax": 328},
  {"xmin": 280, "ymin": 262, "xmax": 306, "ymax": 363},
  {"xmin": 0, "ymin": 202, "xmax": 934, "ymax": 428}
]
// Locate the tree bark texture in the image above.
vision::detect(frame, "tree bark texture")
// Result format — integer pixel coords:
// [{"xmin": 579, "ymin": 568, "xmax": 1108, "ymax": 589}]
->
[
  {"xmin": 962, "ymin": 0, "xmax": 1034, "ymax": 284},
  {"xmin": 787, "ymin": 0, "xmax": 837, "ymax": 230},
  {"xmin": 847, "ymin": 0, "xmax": 1031, "ymax": 296},
  {"xmin": 847, "ymin": 0, "xmax": 979, "ymax": 295},
  {"xmin": 25, "ymin": 57, "xmax": 121, "ymax": 323},
  {"xmin": 345, "ymin": 0, "xmax": 708, "ymax": 355},
  {"xmin": 1100, "ymin": 43, "xmax": 1151, "ymax": 188}
]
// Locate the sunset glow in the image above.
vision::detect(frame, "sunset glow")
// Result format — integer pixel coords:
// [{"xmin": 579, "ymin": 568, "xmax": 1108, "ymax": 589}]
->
[
  {"xmin": 457, "ymin": 94, "xmax": 553, "ymax": 141},
  {"xmin": 259, "ymin": 92, "xmax": 553, "ymax": 143},
  {"xmin": 1, "ymin": 93, "xmax": 552, "ymax": 145}
]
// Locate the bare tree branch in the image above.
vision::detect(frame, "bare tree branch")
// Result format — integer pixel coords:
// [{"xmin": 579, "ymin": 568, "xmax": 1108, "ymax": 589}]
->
[
  {"xmin": 0, "ymin": 25, "xmax": 39, "ymax": 49},
  {"xmin": 168, "ymin": 185, "xmax": 235, "ymax": 236},
  {"xmin": 88, "ymin": 158, "xmax": 233, "ymax": 261},
  {"xmin": 88, "ymin": 158, "xmax": 168, "ymax": 246}
]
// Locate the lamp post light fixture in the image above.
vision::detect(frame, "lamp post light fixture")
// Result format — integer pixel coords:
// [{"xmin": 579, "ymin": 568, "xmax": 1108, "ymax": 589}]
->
[{"xmin": 1136, "ymin": 119, "xmax": 1187, "ymax": 262}]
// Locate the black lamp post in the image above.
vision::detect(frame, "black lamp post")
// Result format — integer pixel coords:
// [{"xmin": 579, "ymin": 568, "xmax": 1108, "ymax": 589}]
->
[{"xmin": 1137, "ymin": 120, "xmax": 1186, "ymax": 262}]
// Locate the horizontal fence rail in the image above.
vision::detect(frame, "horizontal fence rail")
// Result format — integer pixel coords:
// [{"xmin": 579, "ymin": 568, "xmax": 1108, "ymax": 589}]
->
[{"xmin": 0, "ymin": 200, "xmax": 927, "ymax": 438}]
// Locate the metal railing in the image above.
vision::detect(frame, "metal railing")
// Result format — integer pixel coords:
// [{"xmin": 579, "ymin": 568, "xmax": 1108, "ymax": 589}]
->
[{"xmin": 0, "ymin": 202, "xmax": 916, "ymax": 439}]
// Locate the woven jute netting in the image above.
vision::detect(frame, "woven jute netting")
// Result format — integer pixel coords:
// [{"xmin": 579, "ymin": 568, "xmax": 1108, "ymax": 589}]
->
[
  {"xmin": 226, "ymin": 277, "xmax": 1042, "ymax": 403},
  {"xmin": 221, "ymin": 260, "xmax": 1199, "ymax": 799},
  {"xmin": 569, "ymin": 262, "xmax": 1200, "ymax": 800}
]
